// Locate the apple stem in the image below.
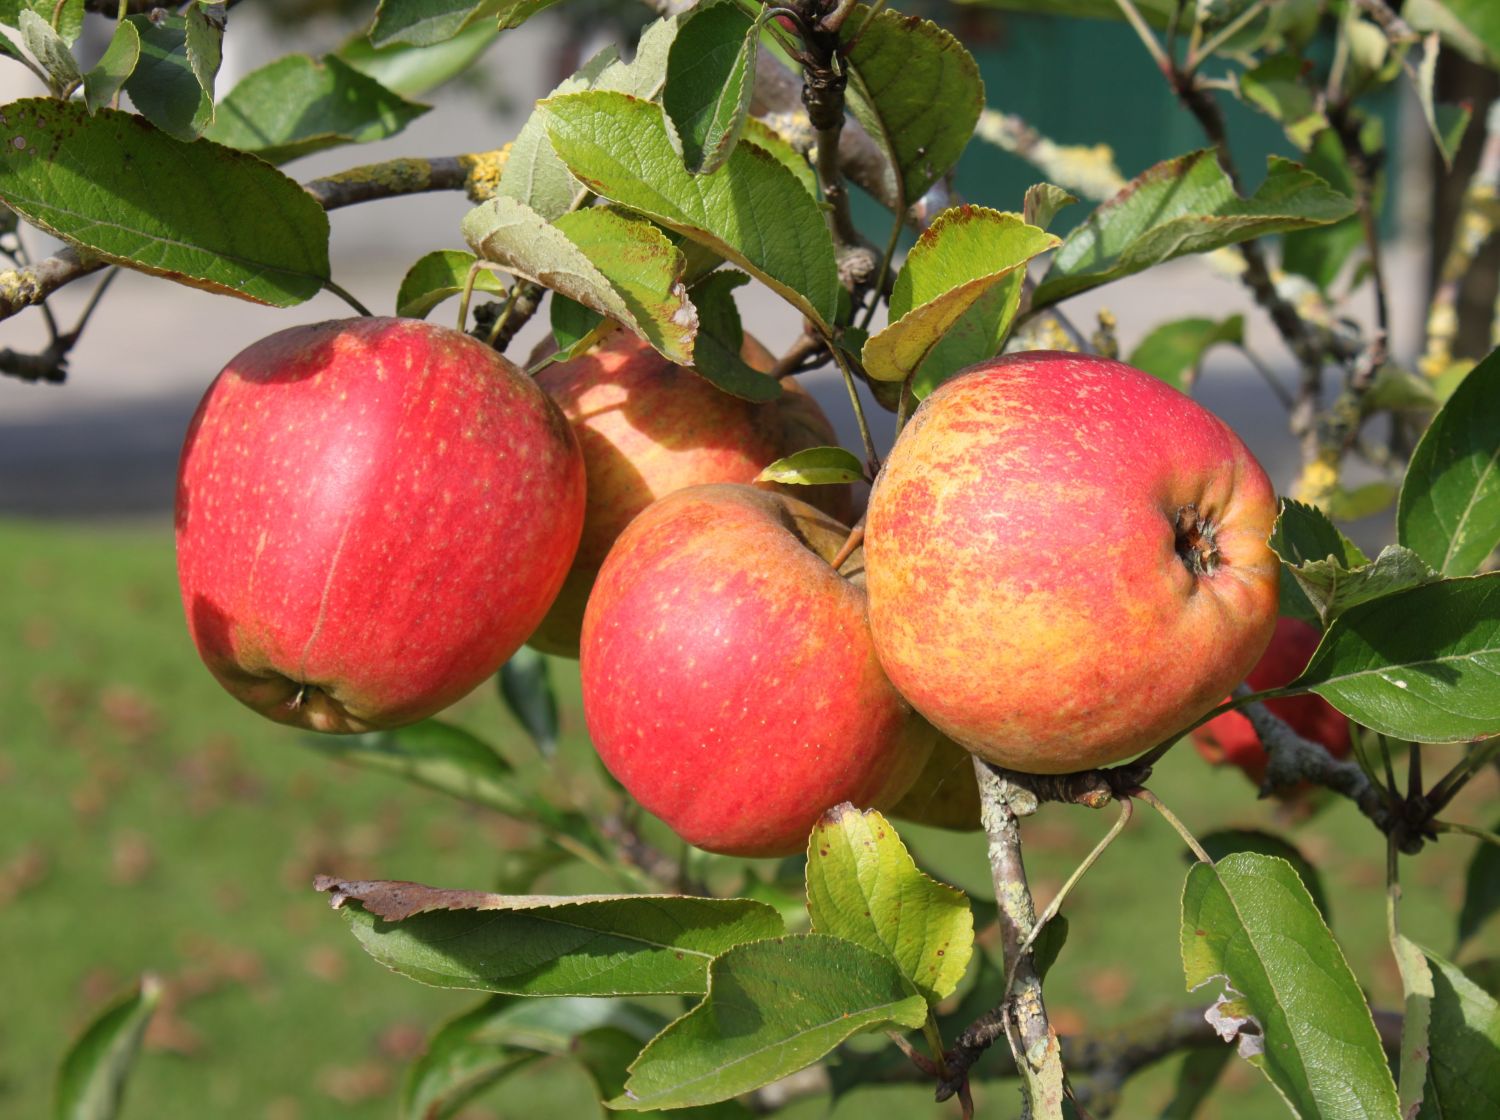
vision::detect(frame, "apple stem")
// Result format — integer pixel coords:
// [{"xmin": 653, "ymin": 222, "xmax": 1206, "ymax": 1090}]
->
[
  {"xmin": 323, "ymin": 280, "xmax": 372, "ymax": 318},
  {"xmin": 829, "ymin": 520, "xmax": 864, "ymax": 571},
  {"xmin": 829, "ymin": 346, "xmax": 882, "ymax": 473}
]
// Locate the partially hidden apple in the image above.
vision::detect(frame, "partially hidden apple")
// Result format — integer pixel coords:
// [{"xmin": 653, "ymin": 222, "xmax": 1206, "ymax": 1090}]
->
[
  {"xmin": 175, "ymin": 316, "xmax": 586, "ymax": 734},
  {"xmin": 527, "ymin": 330, "xmax": 851, "ymax": 658},
  {"xmin": 580, "ymin": 483, "xmax": 935, "ymax": 857},
  {"xmin": 1192, "ymin": 616, "xmax": 1351, "ymax": 786},
  {"xmin": 889, "ymin": 731, "xmax": 982, "ymax": 831},
  {"xmin": 865, "ymin": 351, "xmax": 1280, "ymax": 774}
]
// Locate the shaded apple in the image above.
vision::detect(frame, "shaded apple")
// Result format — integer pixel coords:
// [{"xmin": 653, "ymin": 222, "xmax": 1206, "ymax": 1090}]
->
[
  {"xmin": 527, "ymin": 331, "xmax": 851, "ymax": 657},
  {"xmin": 580, "ymin": 484, "xmax": 935, "ymax": 857},
  {"xmin": 889, "ymin": 731, "xmax": 982, "ymax": 831},
  {"xmin": 175, "ymin": 317, "xmax": 586, "ymax": 733},
  {"xmin": 865, "ymin": 351, "xmax": 1280, "ymax": 774},
  {"xmin": 1192, "ymin": 616, "xmax": 1352, "ymax": 786}
]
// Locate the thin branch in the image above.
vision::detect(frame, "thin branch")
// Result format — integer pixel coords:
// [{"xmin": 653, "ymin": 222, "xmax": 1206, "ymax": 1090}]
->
[
  {"xmin": 937, "ymin": 760, "xmax": 1064, "ymax": 1112},
  {"xmin": 1110, "ymin": 0, "xmax": 1172, "ymax": 78},
  {"xmin": 1235, "ymin": 688, "xmax": 1421, "ymax": 849},
  {"xmin": 1135, "ymin": 787, "xmax": 1212, "ymax": 862}
]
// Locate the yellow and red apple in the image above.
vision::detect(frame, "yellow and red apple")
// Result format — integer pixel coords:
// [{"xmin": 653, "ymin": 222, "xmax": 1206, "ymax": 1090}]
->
[
  {"xmin": 527, "ymin": 331, "xmax": 851, "ymax": 657},
  {"xmin": 175, "ymin": 317, "xmax": 585, "ymax": 733},
  {"xmin": 579, "ymin": 483, "xmax": 934, "ymax": 857},
  {"xmin": 865, "ymin": 351, "xmax": 1280, "ymax": 774}
]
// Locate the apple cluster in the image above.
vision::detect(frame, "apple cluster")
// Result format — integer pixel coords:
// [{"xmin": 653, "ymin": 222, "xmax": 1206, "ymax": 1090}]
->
[{"xmin": 176, "ymin": 318, "xmax": 1289, "ymax": 857}]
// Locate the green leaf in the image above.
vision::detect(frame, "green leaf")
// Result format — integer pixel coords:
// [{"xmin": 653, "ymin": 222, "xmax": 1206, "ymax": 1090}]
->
[
  {"xmin": 1023, "ymin": 183, "xmax": 1077, "ymax": 231},
  {"xmin": 370, "ymin": 0, "xmax": 502, "ymax": 47},
  {"xmin": 1271, "ymin": 498, "xmax": 1370, "ymax": 569},
  {"xmin": 462, "ymin": 197, "xmax": 696, "ymax": 365},
  {"xmin": 1290, "ymin": 574, "xmax": 1500, "ymax": 742},
  {"xmin": 1126, "ymin": 315, "xmax": 1244, "ymax": 393},
  {"xmin": 1419, "ymin": 950, "xmax": 1500, "ymax": 1117},
  {"xmin": 395, "ymin": 249, "xmax": 506, "ymax": 319},
  {"xmin": 403, "ymin": 1002, "xmax": 540, "ymax": 1120},
  {"xmin": 1181, "ymin": 853, "xmax": 1399, "ymax": 1118},
  {"xmin": 1295, "ymin": 544, "xmax": 1440, "ymax": 627},
  {"xmin": 1280, "ymin": 127, "xmax": 1363, "ymax": 294},
  {"xmin": 320, "ymin": 877, "xmax": 784, "ymax": 997},
  {"xmin": 542, "ymin": 90, "xmax": 839, "ymax": 332},
  {"xmin": 337, "ymin": 19, "xmax": 497, "ymax": 99},
  {"xmin": 863, "ymin": 206, "xmax": 1057, "ymax": 386},
  {"xmin": 1160, "ymin": 1047, "xmax": 1233, "ymax": 1119},
  {"xmin": 1270, "ymin": 501, "xmax": 1440, "ymax": 624},
  {"xmin": 741, "ymin": 118, "xmax": 816, "ymax": 200},
  {"xmin": 806, "ymin": 804, "xmax": 973, "ymax": 1003},
  {"xmin": 497, "ymin": 48, "xmax": 618, "ymax": 222},
  {"xmin": 1237, "ymin": 54, "xmax": 1327, "ymax": 150},
  {"xmin": 498, "ymin": 646, "xmax": 559, "ymax": 758},
  {"xmin": 592, "ymin": 13, "xmax": 681, "ymax": 99},
  {"xmin": 298, "ymin": 718, "xmax": 527, "ymax": 816},
  {"xmin": 549, "ymin": 294, "xmax": 610, "ymax": 361},
  {"xmin": 124, "ymin": 13, "xmax": 213, "ymax": 141},
  {"xmin": 1397, "ymin": 345, "xmax": 1500, "ymax": 576},
  {"xmin": 18, "ymin": 9, "xmax": 80, "ymax": 95},
  {"xmin": 183, "ymin": 4, "xmax": 223, "ymax": 107},
  {"xmin": 686, "ymin": 270, "xmax": 782, "ymax": 402},
  {"xmin": 55, "ymin": 975, "xmax": 162, "ymax": 1120},
  {"xmin": 663, "ymin": 0, "xmax": 758, "ymax": 175},
  {"xmin": 496, "ymin": 16, "xmax": 682, "ymax": 223},
  {"xmin": 403, "ymin": 995, "xmax": 663, "ymax": 1120},
  {"xmin": 1405, "ymin": 0, "xmax": 1500, "ymax": 68},
  {"xmin": 613, "ymin": 935, "xmax": 928, "ymax": 1111},
  {"xmin": 756, "ymin": 446, "xmax": 866, "ymax": 486},
  {"xmin": 841, "ymin": 4, "xmax": 984, "ymax": 211},
  {"xmin": 205, "ymin": 54, "xmax": 429, "ymax": 164},
  {"xmin": 82, "ymin": 20, "xmax": 140, "ymax": 115},
  {"xmin": 1196, "ymin": 830, "xmax": 1332, "ymax": 924},
  {"xmin": 1412, "ymin": 32, "xmax": 1472, "ymax": 169},
  {"xmin": 1034, "ymin": 152, "xmax": 1356, "ymax": 308},
  {"xmin": 1458, "ymin": 818, "xmax": 1500, "ymax": 949},
  {"xmin": 0, "ymin": 99, "xmax": 330, "ymax": 306},
  {"xmin": 1391, "ymin": 923, "xmax": 1436, "ymax": 1119}
]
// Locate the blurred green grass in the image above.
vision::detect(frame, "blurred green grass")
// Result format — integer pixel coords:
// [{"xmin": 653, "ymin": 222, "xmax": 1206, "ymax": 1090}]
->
[{"xmin": 1, "ymin": 518, "xmax": 1492, "ymax": 1119}]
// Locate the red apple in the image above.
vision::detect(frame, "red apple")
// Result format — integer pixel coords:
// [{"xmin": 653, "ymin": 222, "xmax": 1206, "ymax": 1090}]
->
[
  {"xmin": 527, "ymin": 331, "xmax": 851, "ymax": 657},
  {"xmin": 580, "ymin": 484, "xmax": 935, "ymax": 857},
  {"xmin": 865, "ymin": 351, "xmax": 1280, "ymax": 774},
  {"xmin": 175, "ymin": 316, "xmax": 586, "ymax": 733},
  {"xmin": 1192, "ymin": 616, "xmax": 1351, "ymax": 785}
]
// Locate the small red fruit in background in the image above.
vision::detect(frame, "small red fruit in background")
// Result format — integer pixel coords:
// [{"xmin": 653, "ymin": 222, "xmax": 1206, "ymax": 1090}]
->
[
  {"xmin": 175, "ymin": 317, "xmax": 586, "ymax": 734},
  {"xmin": 1192, "ymin": 616, "xmax": 1352, "ymax": 785}
]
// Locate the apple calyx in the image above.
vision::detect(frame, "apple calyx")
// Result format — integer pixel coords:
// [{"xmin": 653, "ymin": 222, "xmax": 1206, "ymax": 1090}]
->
[{"xmin": 1173, "ymin": 503, "xmax": 1221, "ymax": 577}]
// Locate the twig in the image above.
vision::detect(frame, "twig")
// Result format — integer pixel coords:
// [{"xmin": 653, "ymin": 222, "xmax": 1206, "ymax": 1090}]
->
[
  {"xmin": 1135, "ymin": 787, "xmax": 1213, "ymax": 863},
  {"xmin": 770, "ymin": 332, "xmax": 827, "ymax": 378},
  {"xmin": 830, "ymin": 346, "xmax": 881, "ymax": 473},
  {"xmin": 1234, "ymin": 688, "xmax": 1421, "ymax": 848},
  {"xmin": 1433, "ymin": 819, "xmax": 1500, "ymax": 848},
  {"xmin": 1421, "ymin": 100, "xmax": 1500, "ymax": 376}
]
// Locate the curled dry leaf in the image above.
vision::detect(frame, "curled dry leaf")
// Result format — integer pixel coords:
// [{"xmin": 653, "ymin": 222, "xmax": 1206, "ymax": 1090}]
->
[{"xmin": 314, "ymin": 876, "xmax": 699, "ymax": 921}]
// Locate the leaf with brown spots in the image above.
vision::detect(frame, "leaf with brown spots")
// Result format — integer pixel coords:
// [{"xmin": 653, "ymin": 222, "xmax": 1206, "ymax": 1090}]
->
[{"xmin": 804, "ymin": 804, "xmax": 973, "ymax": 1003}]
